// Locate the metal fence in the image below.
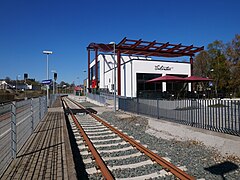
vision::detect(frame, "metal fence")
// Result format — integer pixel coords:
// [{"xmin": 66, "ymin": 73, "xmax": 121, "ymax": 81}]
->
[
  {"xmin": 87, "ymin": 93, "xmax": 106, "ymax": 105},
  {"xmin": 99, "ymin": 92, "xmax": 114, "ymax": 100},
  {"xmin": 119, "ymin": 98, "xmax": 240, "ymax": 136},
  {"xmin": 49, "ymin": 94, "xmax": 58, "ymax": 107},
  {"xmin": 0, "ymin": 96, "xmax": 47, "ymax": 175}
]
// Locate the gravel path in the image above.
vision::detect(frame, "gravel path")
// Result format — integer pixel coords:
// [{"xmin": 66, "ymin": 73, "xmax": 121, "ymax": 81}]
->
[{"xmin": 99, "ymin": 111, "xmax": 240, "ymax": 180}]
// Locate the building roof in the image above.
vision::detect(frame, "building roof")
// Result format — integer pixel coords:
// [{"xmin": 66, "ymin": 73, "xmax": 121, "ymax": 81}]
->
[
  {"xmin": 74, "ymin": 86, "xmax": 83, "ymax": 91},
  {"xmin": 0, "ymin": 80, "xmax": 7, "ymax": 85}
]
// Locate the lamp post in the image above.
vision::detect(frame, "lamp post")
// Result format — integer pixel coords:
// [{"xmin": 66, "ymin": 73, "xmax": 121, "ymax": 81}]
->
[
  {"xmin": 109, "ymin": 42, "xmax": 116, "ymax": 112},
  {"xmin": 51, "ymin": 70, "xmax": 57, "ymax": 95},
  {"xmin": 83, "ymin": 70, "xmax": 87, "ymax": 96},
  {"xmin": 43, "ymin": 50, "xmax": 53, "ymax": 107},
  {"xmin": 76, "ymin": 77, "xmax": 79, "ymax": 96},
  {"xmin": 16, "ymin": 75, "xmax": 20, "ymax": 93},
  {"xmin": 77, "ymin": 77, "xmax": 79, "ymax": 86},
  {"xmin": 210, "ymin": 68, "xmax": 217, "ymax": 97}
]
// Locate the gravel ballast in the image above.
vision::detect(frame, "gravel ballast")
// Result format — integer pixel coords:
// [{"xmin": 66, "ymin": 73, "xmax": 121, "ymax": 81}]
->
[
  {"xmin": 68, "ymin": 95, "xmax": 240, "ymax": 179},
  {"xmin": 98, "ymin": 110, "xmax": 240, "ymax": 180}
]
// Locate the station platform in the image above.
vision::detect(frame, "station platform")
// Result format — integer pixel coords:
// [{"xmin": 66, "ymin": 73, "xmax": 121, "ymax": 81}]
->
[{"xmin": 0, "ymin": 99, "xmax": 77, "ymax": 180}]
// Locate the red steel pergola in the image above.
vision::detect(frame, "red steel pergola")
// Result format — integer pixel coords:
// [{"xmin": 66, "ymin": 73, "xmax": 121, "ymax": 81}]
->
[{"xmin": 87, "ymin": 37, "xmax": 204, "ymax": 95}]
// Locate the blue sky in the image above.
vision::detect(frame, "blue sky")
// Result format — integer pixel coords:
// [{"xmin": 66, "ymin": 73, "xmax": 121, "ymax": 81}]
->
[{"xmin": 0, "ymin": 0, "xmax": 240, "ymax": 84}]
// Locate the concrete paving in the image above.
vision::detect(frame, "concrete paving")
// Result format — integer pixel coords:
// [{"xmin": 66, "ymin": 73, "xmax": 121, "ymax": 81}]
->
[{"xmin": 146, "ymin": 118, "xmax": 240, "ymax": 157}]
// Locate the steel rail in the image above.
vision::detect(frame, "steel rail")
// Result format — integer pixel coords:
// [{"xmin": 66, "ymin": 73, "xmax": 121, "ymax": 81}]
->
[
  {"xmin": 67, "ymin": 97, "xmax": 195, "ymax": 180},
  {"xmin": 62, "ymin": 98, "xmax": 114, "ymax": 180}
]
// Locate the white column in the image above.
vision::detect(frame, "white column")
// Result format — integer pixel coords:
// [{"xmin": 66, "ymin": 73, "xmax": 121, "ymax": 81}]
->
[{"xmin": 162, "ymin": 73, "xmax": 166, "ymax": 92}]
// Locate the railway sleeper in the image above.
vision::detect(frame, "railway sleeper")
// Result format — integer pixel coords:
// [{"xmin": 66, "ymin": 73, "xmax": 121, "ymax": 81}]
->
[
  {"xmin": 65, "ymin": 107, "xmax": 97, "ymax": 115},
  {"xmin": 86, "ymin": 108, "xmax": 98, "ymax": 114}
]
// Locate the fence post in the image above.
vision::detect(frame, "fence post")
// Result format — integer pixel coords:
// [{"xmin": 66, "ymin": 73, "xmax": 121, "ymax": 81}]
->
[
  {"xmin": 157, "ymin": 99, "xmax": 159, "ymax": 119},
  {"xmin": 39, "ymin": 97, "xmax": 42, "ymax": 120},
  {"xmin": 124, "ymin": 97, "xmax": 126, "ymax": 111},
  {"xmin": 31, "ymin": 98, "xmax": 34, "ymax": 132},
  {"xmin": 238, "ymin": 100, "xmax": 240, "ymax": 134},
  {"xmin": 137, "ymin": 98, "xmax": 139, "ymax": 114},
  {"xmin": 44, "ymin": 96, "xmax": 47, "ymax": 115},
  {"xmin": 190, "ymin": 99, "xmax": 193, "ymax": 126},
  {"xmin": 11, "ymin": 101, "xmax": 17, "ymax": 159}
]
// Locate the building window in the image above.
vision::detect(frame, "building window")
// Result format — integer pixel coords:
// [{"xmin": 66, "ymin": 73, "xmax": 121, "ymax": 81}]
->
[{"xmin": 136, "ymin": 73, "xmax": 162, "ymax": 98}]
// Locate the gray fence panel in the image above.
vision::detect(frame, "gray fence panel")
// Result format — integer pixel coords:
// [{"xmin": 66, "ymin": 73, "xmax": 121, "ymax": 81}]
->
[
  {"xmin": 87, "ymin": 93, "xmax": 106, "ymax": 105},
  {"xmin": 0, "ymin": 103, "xmax": 12, "ymax": 175},
  {"xmin": 119, "ymin": 97, "xmax": 240, "ymax": 136},
  {"xmin": 16, "ymin": 99, "xmax": 32, "ymax": 151},
  {"xmin": 49, "ymin": 94, "xmax": 58, "ymax": 107},
  {"xmin": 138, "ymin": 99, "xmax": 158, "ymax": 117},
  {"xmin": 32, "ymin": 98, "xmax": 40, "ymax": 130},
  {"xmin": 0, "ymin": 96, "xmax": 49, "ymax": 176},
  {"xmin": 100, "ymin": 92, "xmax": 114, "ymax": 100}
]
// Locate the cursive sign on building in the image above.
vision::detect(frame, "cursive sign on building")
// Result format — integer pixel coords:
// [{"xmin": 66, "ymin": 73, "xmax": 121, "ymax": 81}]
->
[{"xmin": 155, "ymin": 65, "xmax": 173, "ymax": 71}]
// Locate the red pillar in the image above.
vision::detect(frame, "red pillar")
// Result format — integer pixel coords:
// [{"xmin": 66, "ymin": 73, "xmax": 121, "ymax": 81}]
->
[
  {"xmin": 190, "ymin": 56, "xmax": 193, "ymax": 91},
  {"xmin": 117, "ymin": 50, "xmax": 121, "ymax": 96},
  {"xmin": 190, "ymin": 56, "xmax": 193, "ymax": 76},
  {"xmin": 88, "ymin": 49, "xmax": 90, "ymax": 91},
  {"xmin": 95, "ymin": 49, "xmax": 98, "ymax": 89}
]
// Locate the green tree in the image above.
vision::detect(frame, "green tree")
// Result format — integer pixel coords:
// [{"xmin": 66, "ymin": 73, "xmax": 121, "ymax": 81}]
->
[
  {"xmin": 59, "ymin": 81, "xmax": 69, "ymax": 87},
  {"xmin": 226, "ymin": 34, "xmax": 240, "ymax": 64},
  {"xmin": 5, "ymin": 77, "xmax": 11, "ymax": 83},
  {"xmin": 193, "ymin": 50, "xmax": 211, "ymax": 77},
  {"xmin": 207, "ymin": 40, "xmax": 225, "ymax": 59},
  {"xmin": 226, "ymin": 34, "xmax": 240, "ymax": 96},
  {"xmin": 193, "ymin": 36, "xmax": 240, "ymax": 97},
  {"xmin": 211, "ymin": 55, "xmax": 230, "ymax": 92},
  {"xmin": 229, "ymin": 61, "xmax": 240, "ymax": 96},
  {"xmin": 207, "ymin": 41, "xmax": 230, "ymax": 96}
]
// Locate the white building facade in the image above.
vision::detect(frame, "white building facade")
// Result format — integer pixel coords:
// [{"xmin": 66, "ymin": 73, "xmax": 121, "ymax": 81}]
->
[{"xmin": 90, "ymin": 54, "xmax": 191, "ymax": 98}]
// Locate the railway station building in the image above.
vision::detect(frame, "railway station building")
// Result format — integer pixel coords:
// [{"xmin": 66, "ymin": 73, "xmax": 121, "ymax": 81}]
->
[{"xmin": 87, "ymin": 38, "xmax": 203, "ymax": 98}]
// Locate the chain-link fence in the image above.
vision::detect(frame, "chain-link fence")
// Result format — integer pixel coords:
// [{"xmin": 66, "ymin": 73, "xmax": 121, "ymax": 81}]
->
[{"xmin": 0, "ymin": 96, "xmax": 47, "ymax": 175}]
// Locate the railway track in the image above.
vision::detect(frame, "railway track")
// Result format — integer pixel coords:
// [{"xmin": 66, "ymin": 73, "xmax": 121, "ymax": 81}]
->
[{"xmin": 62, "ymin": 97, "xmax": 195, "ymax": 180}]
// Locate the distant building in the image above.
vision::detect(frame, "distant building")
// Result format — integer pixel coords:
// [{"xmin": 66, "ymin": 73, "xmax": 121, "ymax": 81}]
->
[
  {"xmin": 74, "ymin": 86, "xmax": 84, "ymax": 96},
  {"xmin": 0, "ymin": 80, "xmax": 7, "ymax": 90},
  {"xmin": 16, "ymin": 84, "xmax": 27, "ymax": 91}
]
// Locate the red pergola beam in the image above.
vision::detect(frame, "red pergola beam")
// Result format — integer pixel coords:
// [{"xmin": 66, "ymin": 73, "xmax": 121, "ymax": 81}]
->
[
  {"xmin": 178, "ymin": 45, "xmax": 194, "ymax": 53},
  {"xmin": 155, "ymin": 42, "xmax": 170, "ymax": 51},
  {"xmin": 166, "ymin": 44, "xmax": 182, "ymax": 52},
  {"xmin": 87, "ymin": 38, "xmax": 203, "ymax": 57},
  {"xmin": 95, "ymin": 48, "xmax": 98, "ymax": 89},
  {"xmin": 131, "ymin": 39, "xmax": 143, "ymax": 48},
  {"xmin": 142, "ymin": 40, "xmax": 157, "ymax": 50},
  {"xmin": 118, "ymin": 37, "xmax": 127, "ymax": 46},
  {"xmin": 117, "ymin": 50, "xmax": 121, "ymax": 96},
  {"xmin": 88, "ymin": 49, "xmax": 91, "ymax": 90}
]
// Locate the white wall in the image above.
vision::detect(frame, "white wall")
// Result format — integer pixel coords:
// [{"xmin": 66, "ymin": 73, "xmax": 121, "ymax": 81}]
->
[
  {"xmin": 90, "ymin": 54, "xmax": 190, "ymax": 97},
  {"xmin": 128, "ymin": 60, "xmax": 190, "ymax": 97}
]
